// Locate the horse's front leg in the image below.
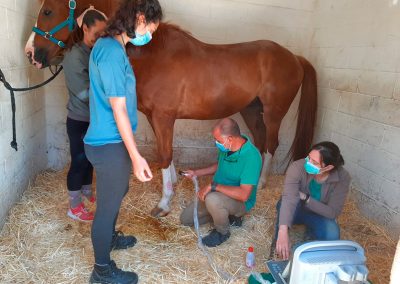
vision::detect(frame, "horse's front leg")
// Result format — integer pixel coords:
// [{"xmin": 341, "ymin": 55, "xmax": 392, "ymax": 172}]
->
[{"xmin": 148, "ymin": 113, "xmax": 176, "ymax": 217}]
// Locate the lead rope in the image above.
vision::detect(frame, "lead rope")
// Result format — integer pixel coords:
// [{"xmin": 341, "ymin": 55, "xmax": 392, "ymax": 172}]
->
[
  {"xmin": 0, "ymin": 66, "xmax": 63, "ymax": 151},
  {"xmin": 191, "ymin": 176, "xmax": 235, "ymax": 282}
]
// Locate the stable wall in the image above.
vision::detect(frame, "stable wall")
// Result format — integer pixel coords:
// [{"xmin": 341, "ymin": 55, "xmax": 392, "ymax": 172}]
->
[
  {"xmin": 0, "ymin": 0, "xmax": 48, "ymax": 228},
  {"xmin": 310, "ymin": 0, "xmax": 400, "ymax": 238}
]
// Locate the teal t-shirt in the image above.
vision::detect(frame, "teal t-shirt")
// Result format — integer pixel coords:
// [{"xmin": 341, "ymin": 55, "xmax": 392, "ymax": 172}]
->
[
  {"xmin": 213, "ymin": 135, "xmax": 262, "ymax": 211},
  {"xmin": 309, "ymin": 179, "xmax": 322, "ymax": 201},
  {"xmin": 84, "ymin": 37, "xmax": 138, "ymax": 146}
]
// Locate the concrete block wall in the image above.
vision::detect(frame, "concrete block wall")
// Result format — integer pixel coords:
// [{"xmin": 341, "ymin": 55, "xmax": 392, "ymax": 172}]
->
[
  {"xmin": 0, "ymin": 0, "xmax": 48, "ymax": 228},
  {"xmin": 136, "ymin": 0, "xmax": 315, "ymax": 171},
  {"xmin": 310, "ymin": 0, "xmax": 400, "ymax": 238}
]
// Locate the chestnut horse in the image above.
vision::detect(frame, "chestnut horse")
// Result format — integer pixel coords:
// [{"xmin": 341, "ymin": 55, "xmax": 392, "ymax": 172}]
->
[{"xmin": 26, "ymin": 0, "xmax": 317, "ymax": 217}]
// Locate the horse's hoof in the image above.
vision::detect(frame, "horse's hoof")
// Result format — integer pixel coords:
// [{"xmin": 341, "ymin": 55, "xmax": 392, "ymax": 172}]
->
[{"xmin": 150, "ymin": 207, "xmax": 170, "ymax": 217}]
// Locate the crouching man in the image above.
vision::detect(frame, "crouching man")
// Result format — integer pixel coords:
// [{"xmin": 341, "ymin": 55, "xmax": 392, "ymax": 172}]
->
[{"xmin": 180, "ymin": 118, "xmax": 262, "ymax": 247}]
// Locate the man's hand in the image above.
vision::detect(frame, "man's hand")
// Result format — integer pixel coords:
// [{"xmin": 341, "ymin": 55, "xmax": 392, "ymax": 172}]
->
[
  {"xmin": 198, "ymin": 184, "xmax": 212, "ymax": 201},
  {"xmin": 180, "ymin": 169, "xmax": 196, "ymax": 179},
  {"xmin": 276, "ymin": 225, "xmax": 290, "ymax": 260},
  {"xmin": 132, "ymin": 155, "xmax": 153, "ymax": 182}
]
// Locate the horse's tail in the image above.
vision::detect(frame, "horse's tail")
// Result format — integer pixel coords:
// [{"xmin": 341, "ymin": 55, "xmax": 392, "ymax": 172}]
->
[{"xmin": 288, "ymin": 56, "xmax": 318, "ymax": 162}]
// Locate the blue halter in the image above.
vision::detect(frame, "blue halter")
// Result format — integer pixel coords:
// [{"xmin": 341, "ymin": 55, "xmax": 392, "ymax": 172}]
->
[{"xmin": 32, "ymin": 0, "xmax": 77, "ymax": 48}]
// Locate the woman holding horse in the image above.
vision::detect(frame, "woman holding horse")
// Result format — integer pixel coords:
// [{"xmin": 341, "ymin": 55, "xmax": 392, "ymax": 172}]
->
[
  {"xmin": 63, "ymin": 8, "xmax": 107, "ymax": 222},
  {"xmin": 83, "ymin": 0, "xmax": 163, "ymax": 283},
  {"xmin": 274, "ymin": 141, "xmax": 351, "ymax": 260}
]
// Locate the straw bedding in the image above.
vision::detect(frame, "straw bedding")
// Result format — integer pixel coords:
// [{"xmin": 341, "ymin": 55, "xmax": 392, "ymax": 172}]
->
[{"xmin": 0, "ymin": 165, "xmax": 396, "ymax": 283}]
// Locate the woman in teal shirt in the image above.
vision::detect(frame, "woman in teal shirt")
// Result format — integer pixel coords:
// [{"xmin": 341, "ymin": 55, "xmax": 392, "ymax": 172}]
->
[{"xmin": 83, "ymin": 1, "xmax": 163, "ymax": 283}]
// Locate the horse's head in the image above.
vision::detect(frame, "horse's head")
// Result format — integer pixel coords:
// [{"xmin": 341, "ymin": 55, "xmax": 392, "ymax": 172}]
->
[{"xmin": 25, "ymin": 0, "xmax": 76, "ymax": 69}]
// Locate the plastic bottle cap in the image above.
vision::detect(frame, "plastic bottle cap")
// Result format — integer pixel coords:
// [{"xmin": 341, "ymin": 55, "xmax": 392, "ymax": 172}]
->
[{"xmin": 248, "ymin": 247, "xmax": 254, "ymax": 252}]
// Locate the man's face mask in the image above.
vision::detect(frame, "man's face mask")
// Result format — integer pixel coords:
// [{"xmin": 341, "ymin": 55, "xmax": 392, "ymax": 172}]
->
[
  {"xmin": 215, "ymin": 137, "xmax": 230, "ymax": 152},
  {"xmin": 304, "ymin": 157, "xmax": 321, "ymax": 175},
  {"xmin": 130, "ymin": 30, "xmax": 152, "ymax": 46}
]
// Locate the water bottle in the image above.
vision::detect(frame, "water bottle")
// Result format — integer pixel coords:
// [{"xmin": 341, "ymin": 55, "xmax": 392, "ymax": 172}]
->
[{"xmin": 246, "ymin": 246, "xmax": 256, "ymax": 268}]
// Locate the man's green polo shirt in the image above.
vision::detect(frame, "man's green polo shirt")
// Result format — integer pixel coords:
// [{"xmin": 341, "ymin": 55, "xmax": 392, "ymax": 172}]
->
[{"xmin": 213, "ymin": 135, "xmax": 262, "ymax": 211}]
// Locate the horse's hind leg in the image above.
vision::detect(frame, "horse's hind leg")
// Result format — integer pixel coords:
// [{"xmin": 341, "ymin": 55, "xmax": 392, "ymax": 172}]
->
[
  {"xmin": 259, "ymin": 100, "xmax": 290, "ymax": 189},
  {"xmin": 240, "ymin": 97, "xmax": 266, "ymax": 153}
]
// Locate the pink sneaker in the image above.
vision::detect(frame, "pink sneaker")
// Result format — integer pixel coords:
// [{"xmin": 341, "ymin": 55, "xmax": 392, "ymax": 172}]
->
[
  {"xmin": 84, "ymin": 195, "xmax": 96, "ymax": 204},
  {"xmin": 67, "ymin": 203, "xmax": 94, "ymax": 222}
]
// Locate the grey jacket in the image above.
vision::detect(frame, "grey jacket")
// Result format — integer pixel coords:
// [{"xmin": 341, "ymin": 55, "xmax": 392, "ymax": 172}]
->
[
  {"xmin": 62, "ymin": 42, "xmax": 91, "ymax": 122},
  {"xmin": 279, "ymin": 159, "xmax": 351, "ymax": 226}
]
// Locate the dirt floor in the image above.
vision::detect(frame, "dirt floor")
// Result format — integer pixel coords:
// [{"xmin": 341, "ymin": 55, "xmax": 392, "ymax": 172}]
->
[{"xmin": 0, "ymin": 165, "xmax": 396, "ymax": 283}]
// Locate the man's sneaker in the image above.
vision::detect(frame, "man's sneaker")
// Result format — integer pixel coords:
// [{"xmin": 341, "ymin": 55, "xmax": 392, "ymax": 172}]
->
[
  {"xmin": 67, "ymin": 203, "xmax": 94, "ymax": 222},
  {"xmin": 111, "ymin": 231, "xmax": 137, "ymax": 250},
  {"xmin": 229, "ymin": 215, "xmax": 243, "ymax": 227},
  {"xmin": 89, "ymin": 260, "xmax": 138, "ymax": 284},
  {"xmin": 202, "ymin": 229, "xmax": 231, "ymax": 247}
]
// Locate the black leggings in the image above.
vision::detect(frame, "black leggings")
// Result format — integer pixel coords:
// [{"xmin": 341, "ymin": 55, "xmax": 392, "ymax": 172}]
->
[
  {"xmin": 66, "ymin": 117, "xmax": 93, "ymax": 192},
  {"xmin": 84, "ymin": 142, "xmax": 131, "ymax": 265}
]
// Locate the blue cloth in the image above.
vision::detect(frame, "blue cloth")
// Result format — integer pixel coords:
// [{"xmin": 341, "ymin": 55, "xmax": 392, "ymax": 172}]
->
[
  {"xmin": 274, "ymin": 199, "xmax": 340, "ymax": 242},
  {"xmin": 84, "ymin": 37, "xmax": 138, "ymax": 146}
]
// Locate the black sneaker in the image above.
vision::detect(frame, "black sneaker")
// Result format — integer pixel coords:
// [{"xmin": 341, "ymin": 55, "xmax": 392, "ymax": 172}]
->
[
  {"xmin": 89, "ymin": 260, "xmax": 138, "ymax": 284},
  {"xmin": 111, "ymin": 231, "xmax": 137, "ymax": 250},
  {"xmin": 202, "ymin": 229, "xmax": 231, "ymax": 247},
  {"xmin": 228, "ymin": 215, "xmax": 243, "ymax": 227}
]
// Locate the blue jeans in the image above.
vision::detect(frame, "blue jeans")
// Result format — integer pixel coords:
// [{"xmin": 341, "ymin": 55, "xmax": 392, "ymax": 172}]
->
[{"xmin": 274, "ymin": 199, "xmax": 340, "ymax": 243}]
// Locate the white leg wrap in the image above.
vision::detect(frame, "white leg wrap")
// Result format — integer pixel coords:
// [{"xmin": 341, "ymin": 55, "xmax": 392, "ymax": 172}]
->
[
  {"xmin": 158, "ymin": 168, "xmax": 174, "ymax": 211},
  {"xmin": 169, "ymin": 161, "xmax": 177, "ymax": 184},
  {"xmin": 257, "ymin": 152, "xmax": 273, "ymax": 190}
]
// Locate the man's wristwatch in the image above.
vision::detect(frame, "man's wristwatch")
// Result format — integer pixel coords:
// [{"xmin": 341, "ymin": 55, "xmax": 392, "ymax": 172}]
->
[{"xmin": 211, "ymin": 182, "xmax": 218, "ymax": 192}]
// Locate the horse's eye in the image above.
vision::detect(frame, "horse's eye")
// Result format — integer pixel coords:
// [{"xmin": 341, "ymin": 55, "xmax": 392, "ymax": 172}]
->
[{"xmin": 43, "ymin": 9, "xmax": 52, "ymax": 16}]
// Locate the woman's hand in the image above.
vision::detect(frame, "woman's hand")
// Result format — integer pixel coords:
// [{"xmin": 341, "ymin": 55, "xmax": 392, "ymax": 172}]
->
[
  {"xmin": 276, "ymin": 225, "xmax": 291, "ymax": 260},
  {"xmin": 299, "ymin": 191, "xmax": 307, "ymax": 200},
  {"xmin": 198, "ymin": 184, "xmax": 212, "ymax": 201},
  {"xmin": 132, "ymin": 155, "xmax": 153, "ymax": 182}
]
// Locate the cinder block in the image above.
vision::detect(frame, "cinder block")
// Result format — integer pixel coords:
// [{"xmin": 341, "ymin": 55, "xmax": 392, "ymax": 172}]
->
[
  {"xmin": 364, "ymin": 44, "xmax": 400, "ymax": 73},
  {"xmin": 164, "ymin": 0, "xmax": 212, "ymax": 18},
  {"xmin": 358, "ymin": 148, "xmax": 400, "ymax": 185},
  {"xmin": 357, "ymin": 70, "xmax": 396, "ymax": 99},
  {"xmin": 0, "ymin": 0, "xmax": 15, "ymax": 10},
  {"xmin": 347, "ymin": 117, "xmax": 385, "ymax": 146},
  {"xmin": 322, "ymin": 109, "xmax": 352, "ymax": 135},
  {"xmin": 324, "ymin": 46, "xmax": 350, "ymax": 69},
  {"xmin": 318, "ymin": 88, "xmax": 341, "ymax": 110},
  {"xmin": 15, "ymin": 0, "xmax": 41, "ymax": 17},
  {"xmin": 331, "ymin": 132, "xmax": 373, "ymax": 165},
  {"xmin": 380, "ymin": 179, "xmax": 400, "ymax": 212},
  {"xmin": 329, "ymin": 69, "xmax": 359, "ymax": 93},
  {"xmin": 210, "ymin": 0, "xmax": 247, "ymax": 22},
  {"xmin": 351, "ymin": 189, "xmax": 397, "ymax": 238},
  {"xmin": 246, "ymin": 4, "xmax": 312, "ymax": 29},
  {"xmin": 381, "ymin": 126, "xmax": 400, "ymax": 156},
  {"xmin": 392, "ymin": 74, "xmax": 400, "ymax": 101},
  {"xmin": 346, "ymin": 46, "xmax": 368, "ymax": 70},
  {"xmin": 0, "ymin": 7, "xmax": 7, "ymax": 39},
  {"xmin": 345, "ymin": 160, "xmax": 384, "ymax": 203},
  {"xmin": 44, "ymin": 87, "xmax": 68, "ymax": 108},
  {"xmin": 7, "ymin": 9, "xmax": 36, "ymax": 41},
  {"xmin": 313, "ymin": 127, "xmax": 332, "ymax": 143}
]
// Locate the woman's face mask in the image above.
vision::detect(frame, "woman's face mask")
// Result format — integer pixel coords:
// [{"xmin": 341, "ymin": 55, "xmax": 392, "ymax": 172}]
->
[
  {"xmin": 130, "ymin": 29, "xmax": 152, "ymax": 46},
  {"xmin": 304, "ymin": 157, "xmax": 321, "ymax": 175},
  {"xmin": 130, "ymin": 19, "xmax": 159, "ymax": 46}
]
